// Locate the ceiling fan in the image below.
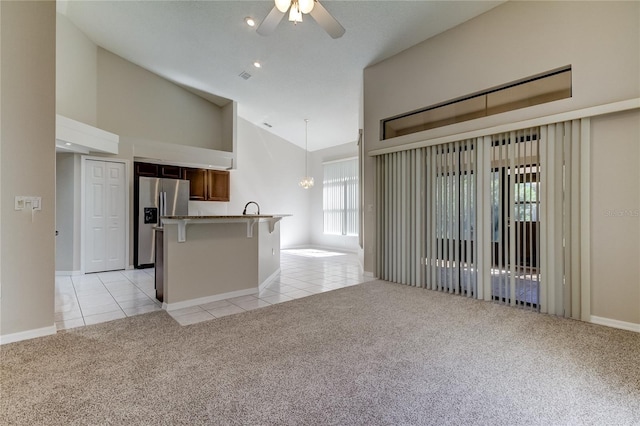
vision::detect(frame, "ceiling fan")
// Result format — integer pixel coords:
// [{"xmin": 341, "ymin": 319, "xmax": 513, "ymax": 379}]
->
[{"xmin": 257, "ymin": 0, "xmax": 346, "ymax": 39}]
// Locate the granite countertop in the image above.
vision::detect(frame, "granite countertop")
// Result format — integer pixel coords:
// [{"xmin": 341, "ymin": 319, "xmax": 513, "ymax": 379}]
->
[
  {"xmin": 159, "ymin": 215, "xmax": 290, "ymax": 242},
  {"xmin": 161, "ymin": 214, "xmax": 289, "ymax": 220}
]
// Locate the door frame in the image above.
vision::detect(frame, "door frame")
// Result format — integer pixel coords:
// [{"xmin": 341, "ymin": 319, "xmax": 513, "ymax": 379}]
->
[{"xmin": 80, "ymin": 156, "xmax": 131, "ymax": 274}]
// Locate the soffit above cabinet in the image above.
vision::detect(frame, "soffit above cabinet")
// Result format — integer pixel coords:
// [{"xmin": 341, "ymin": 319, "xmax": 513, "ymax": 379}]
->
[{"xmin": 56, "ymin": 114, "xmax": 119, "ymax": 154}]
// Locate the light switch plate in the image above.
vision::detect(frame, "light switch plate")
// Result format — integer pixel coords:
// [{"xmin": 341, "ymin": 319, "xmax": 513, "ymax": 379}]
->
[{"xmin": 15, "ymin": 196, "xmax": 42, "ymax": 210}]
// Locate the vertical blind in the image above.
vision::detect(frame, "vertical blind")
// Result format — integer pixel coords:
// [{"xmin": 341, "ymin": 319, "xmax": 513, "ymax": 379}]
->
[
  {"xmin": 376, "ymin": 120, "xmax": 585, "ymax": 318},
  {"xmin": 428, "ymin": 139, "xmax": 478, "ymax": 296},
  {"xmin": 323, "ymin": 158, "xmax": 359, "ymax": 236}
]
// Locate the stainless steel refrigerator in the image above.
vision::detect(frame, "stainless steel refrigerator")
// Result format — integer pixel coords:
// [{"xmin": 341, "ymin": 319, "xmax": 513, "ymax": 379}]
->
[{"xmin": 136, "ymin": 177, "xmax": 189, "ymax": 268}]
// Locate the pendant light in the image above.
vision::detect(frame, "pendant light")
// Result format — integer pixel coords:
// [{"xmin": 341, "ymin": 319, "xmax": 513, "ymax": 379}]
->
[{"xmin": 299, "ymin": 119, "xmax": 314, "ymax": 189}]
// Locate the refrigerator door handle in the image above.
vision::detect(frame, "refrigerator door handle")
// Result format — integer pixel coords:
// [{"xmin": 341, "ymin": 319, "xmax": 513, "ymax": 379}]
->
[{"xmin": 162, "ymin": 192, "xmax": 167, "ymax": 216}]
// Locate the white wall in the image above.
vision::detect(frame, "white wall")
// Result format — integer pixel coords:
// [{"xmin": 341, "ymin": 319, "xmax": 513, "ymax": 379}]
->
[
  {"xmin": 229, "ymin": 118, "xmax": 311, "ymax": 249},
  {"xmin": 1, "ymin": 1, "xmax": 56, "ymax": 339},
  {"xmin": 309, "ymin": 142, "xmax": 359, "ymax": 252}
]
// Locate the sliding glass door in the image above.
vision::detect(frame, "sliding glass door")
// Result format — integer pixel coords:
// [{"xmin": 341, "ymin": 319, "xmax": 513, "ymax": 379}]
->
[
  {"xmin": 428, "ymin": 141, "xmax": 477, "ymax": 297},
  {"xmin": 375, "ymin": 119, "xmax": 585, "ymax": 319},
  {"xmin": 490, "ymin": 131, "xmax": 540, "ymax": 310}
]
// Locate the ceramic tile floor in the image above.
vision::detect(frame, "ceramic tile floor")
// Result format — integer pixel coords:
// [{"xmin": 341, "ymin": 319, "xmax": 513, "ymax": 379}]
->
[{"xmin": 55, "ymin": 249, "xmax": 375, "ymax": 330}]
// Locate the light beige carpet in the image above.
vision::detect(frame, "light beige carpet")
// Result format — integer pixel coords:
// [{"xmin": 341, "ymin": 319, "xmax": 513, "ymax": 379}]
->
[{"xmin": 1, "ymin": 280, "xmax": 639, "ymax": 425}]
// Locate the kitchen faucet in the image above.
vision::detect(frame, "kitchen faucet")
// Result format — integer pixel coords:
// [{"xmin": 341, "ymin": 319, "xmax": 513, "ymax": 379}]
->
[{"xmin": 242, "ymin": 201, "xmax": 260, "ymax": 215}]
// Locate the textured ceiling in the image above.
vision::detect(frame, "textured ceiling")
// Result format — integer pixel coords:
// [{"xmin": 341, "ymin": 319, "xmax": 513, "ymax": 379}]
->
[{"xmin": 59, "ymin": 1, "xmax": 503, "ymax": 151}]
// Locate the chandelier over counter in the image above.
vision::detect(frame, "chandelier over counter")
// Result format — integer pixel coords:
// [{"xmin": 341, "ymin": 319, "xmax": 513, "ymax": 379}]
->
[{"xmin": 299, "ymin": 119, "xmax": 314, "ymax": 189}]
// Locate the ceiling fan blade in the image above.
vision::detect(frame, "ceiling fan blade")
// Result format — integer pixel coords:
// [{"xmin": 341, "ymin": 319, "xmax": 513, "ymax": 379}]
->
[
  {"xmin": 309, "ymin": 1, "xmax": 345, "ymax": 39},
  {"xmin": 256, "ymin": 6, "xmax": 285, "ymax": 36}
]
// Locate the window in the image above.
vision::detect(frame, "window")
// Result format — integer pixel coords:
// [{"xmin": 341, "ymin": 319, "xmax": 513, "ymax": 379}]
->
[
  {"xmin": 382, "ymin": 66, "xmax": 572, "ymax": 140},
  {"xmin": 515, "ymin": 179, "xmax": 539, "ymax": 222},
  {"xmin": 323, "ymin": 158, "xmax": 358, "ymax": 236}
]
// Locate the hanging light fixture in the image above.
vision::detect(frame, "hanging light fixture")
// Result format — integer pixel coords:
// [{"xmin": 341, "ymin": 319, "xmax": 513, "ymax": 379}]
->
[
  {"xmin": 299, "ymin": 119, "xmax": 314, "ymax": 189},
  {"xmin": 288, "ymin": 3, "xmax": 303, "ymax": 23},
  {"xmin": 275, "ymin": 0, "xmax": 315, "ymax": 23}
]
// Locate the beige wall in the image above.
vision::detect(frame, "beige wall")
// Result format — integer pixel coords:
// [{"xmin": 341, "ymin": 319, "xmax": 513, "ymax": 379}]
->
[
  {"xmin": 590, "ymin": 110, "xmax": 640, "ymax": 324},
  {"xmin": 1, "ymin": 0, "xmax": 56, "ymax": 336},
  {"xmin": 163, "ymin": 223, "xmax": 258, "ymax": 304},
  {"xmin": 362, "ymin": 1, "xmax": 640, "ymax": 325},
  {"xmin": 97, "ymin": 48, "xmax": 225, "ymax": 150},
  {"xmin": 258, "ymin": 221, "xmax": 280, "ymax": 284},
  {"xmin": 56, "ymin": 13, "xmax": 97, "ymax": 126},
  {"xmin": 364, "ymin": 1, "xmax": 640, "ymax": 153}
]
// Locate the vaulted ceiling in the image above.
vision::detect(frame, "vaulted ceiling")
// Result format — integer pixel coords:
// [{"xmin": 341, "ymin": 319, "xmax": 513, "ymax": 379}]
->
[{"xmin": 59, "ymin": 1, "xmax": 503, "ymax": 151}]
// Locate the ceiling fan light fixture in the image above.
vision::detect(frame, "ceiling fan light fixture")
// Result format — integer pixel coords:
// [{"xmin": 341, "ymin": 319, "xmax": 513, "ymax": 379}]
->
[
  {"xmin": 298, "ymin": 0, "xmax": 315, "ymax": 14},
  {"xmin": 288, "ymin": 4, "xmax": 303, "ymax": 23},
  {"xmin": 275, "ymin": 0, "xmax": 292, "ymax": 13}
]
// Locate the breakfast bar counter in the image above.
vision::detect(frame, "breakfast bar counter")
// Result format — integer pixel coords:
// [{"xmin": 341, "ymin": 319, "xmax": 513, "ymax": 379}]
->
[{"xmin": 157, "ymin": 215, "xmax": 289, "ymax": 311}]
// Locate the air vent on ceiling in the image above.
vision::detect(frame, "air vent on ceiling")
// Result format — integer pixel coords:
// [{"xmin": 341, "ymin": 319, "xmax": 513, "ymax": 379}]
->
[{"xmin": 239, "ymin": 71, "xmax": 252, "ymax": 80}]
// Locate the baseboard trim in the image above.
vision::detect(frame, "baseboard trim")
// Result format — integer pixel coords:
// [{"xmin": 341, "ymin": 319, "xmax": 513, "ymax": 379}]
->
[
  {"xmin": 259, "ymin": 268, "xmax": 281, "ymax": 292},
  {"xmin": 308, "ymin": 244, "xmax": 359, "ymax": 254},
  {"xmin": 0, "ymin": 325, "xmax": 57, "ymax": 345},
  {"xmin": 55, "ymin": 270, "xmax": 82, "ymax": 276},
  {"xmin": 283, "ymin": 245, "xmax": 359, "ymax": 255},
  {"xmin": 162, "ymin": 287, "xmax": 257, "ymax": 311},
  {"xmin": 590, "ymin": 315, "xmax": 640, "ymax": 333}
]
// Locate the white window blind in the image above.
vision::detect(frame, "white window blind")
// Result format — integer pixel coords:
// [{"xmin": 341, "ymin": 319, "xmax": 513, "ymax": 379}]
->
[{"xmin": 323, "ymin": 158, "xmax": 358, "ymax": 236}]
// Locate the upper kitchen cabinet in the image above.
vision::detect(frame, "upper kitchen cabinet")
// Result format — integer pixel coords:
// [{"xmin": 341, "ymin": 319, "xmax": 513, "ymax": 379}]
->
[
  {"xmin": 184, "ymin": 168, "xmax": 230, "ymax": 202},
  {"xmin": 134, "ymin": 162, "xmax": 183, "ymax": 179},
  {"xmin": 158, "ymin": 164, "xmax": 183, "ymax": 179},
  {"xmin": 184, "ymin": 168, "xmax": 207, "ymax": 201},
  {"xmin": 134, "ymin": 162, "xmax": 158, "ymax": 177},
  {"xmin": 207, "ymin": 170, "xmax": 230, "ymax": 202}
]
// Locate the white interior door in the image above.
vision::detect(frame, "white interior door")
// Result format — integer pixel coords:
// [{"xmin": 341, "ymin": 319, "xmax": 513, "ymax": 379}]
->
[{"xmin": 85, "ymin": 160, "xmax": 126, "ymax": 273}]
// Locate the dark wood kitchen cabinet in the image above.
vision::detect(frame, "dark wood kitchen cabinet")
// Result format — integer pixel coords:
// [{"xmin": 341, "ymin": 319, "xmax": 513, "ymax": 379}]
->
[
  {"xmin": 158, "ymin": 164, "xmax": 183, "ymax": 179},
  {"xmin": 207, "ymin": 170, "xmax": 230, "ymax": 201},
  {"xmin": 184, "ymin": 168, "xmax": 208, "ymax": 201},
  {"xmin": 134, "ymin": 162, "xmax": 159, "ymax": 177},
  {"xmin": 134, "ymin": 162, "xmax": 184, "ymax": 179},
  {"xmin": 184, "ymin": 168, "xmax": 230, "ymax": 202}
]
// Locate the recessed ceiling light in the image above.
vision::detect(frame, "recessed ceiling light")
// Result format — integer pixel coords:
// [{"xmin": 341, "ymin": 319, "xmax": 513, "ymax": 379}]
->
[
  {"xmin": 245, "ymin": 17, "xmax": 256, "ymax": 27},
  {"xmin": 253, "ymin": 61, "xmax": 262, "ymax": 68},
  {"xmin": 65, "ymin": 142, "xmax": 72, "ymax": 146}
]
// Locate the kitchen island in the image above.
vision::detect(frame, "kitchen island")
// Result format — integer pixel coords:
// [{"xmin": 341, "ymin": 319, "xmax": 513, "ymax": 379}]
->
[{"xmin": 157, "ymin": 215, "xmax": 288, "ymax": 311}]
